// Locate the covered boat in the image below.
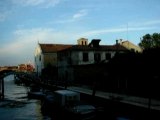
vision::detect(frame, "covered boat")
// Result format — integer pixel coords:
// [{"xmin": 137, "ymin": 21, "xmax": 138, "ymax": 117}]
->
[{"xmin": 41, "ymin": 90, "xmax": 97, "ymax": 120}]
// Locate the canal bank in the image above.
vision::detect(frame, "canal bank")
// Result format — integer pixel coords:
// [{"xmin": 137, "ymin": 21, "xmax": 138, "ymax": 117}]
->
[
  {"xmin": 78, "ymin": 89, "xmax": 160, "ymax": 120},
  {"xmin": 2, "ymin": 74, "xmax": 160, "ymax": 120},
  {"xmin": 0, "ymin": 75, "xmax": 50, "ymax": 120}
]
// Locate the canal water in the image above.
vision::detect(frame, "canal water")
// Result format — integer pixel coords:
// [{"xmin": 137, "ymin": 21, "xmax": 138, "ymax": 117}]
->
[
  {"xmin": 0, "ymin": 75, "xmax": 50, "ymax": 120},
  {"xmin": 0, "ymin": 75, "xmax": 132, "ymax": 120}
]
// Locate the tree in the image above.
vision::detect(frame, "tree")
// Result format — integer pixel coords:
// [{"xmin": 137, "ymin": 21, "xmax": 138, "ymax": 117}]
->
[
  {"xmin": 152, "ymin": 33, "xmax": 160, "ymax": 47},
  {"xmin": 139, "ymin": 33, "xmax": 160, "ymax": 50}
]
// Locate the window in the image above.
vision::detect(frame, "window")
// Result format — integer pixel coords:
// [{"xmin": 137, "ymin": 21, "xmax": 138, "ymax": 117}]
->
[
  {"xmin": 105, "ymin": 53, "xmax": 111, "ymax": 60},
  {"xmin": 85, "ymin": 41, "xmax": 87, "ymax": 45},
  {"xmin": 67, "ymin": 58, "xmax": 72, "ymax": 64},
  {"xmin": 94, "ymin": 53, "xmax": 101, "ymax": 63},
  {"xmin": 82, "ymin": 41, "xmax": 84, "ymax": 45},
  {"xmin": 39, "ymin": 55, "xmax": 41, "ymax": 61},
  {"xmin": 83, "ymin": 53, "xmax": 89, "ymax": 62}
]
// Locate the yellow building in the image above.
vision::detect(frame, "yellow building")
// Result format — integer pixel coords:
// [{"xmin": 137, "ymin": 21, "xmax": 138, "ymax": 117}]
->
[{"xmin": 119, "ymin": 39, "xmax": 142, "ymax": 53}]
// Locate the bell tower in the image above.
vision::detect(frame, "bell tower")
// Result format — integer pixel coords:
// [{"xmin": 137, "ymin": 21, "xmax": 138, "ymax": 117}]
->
[{"xmin": 77, "ymin": 38, "xmax": 88, "ymax": 45}]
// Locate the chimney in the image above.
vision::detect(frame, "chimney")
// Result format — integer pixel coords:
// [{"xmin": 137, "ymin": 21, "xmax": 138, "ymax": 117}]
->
[
  {"xmin": 116, "ymin": 39, "xmax": 119, "ymax": 45},
  {"xmin": 116, "ymin": 40, "xmax": 119, "ymax": 53},
  {"xmin": 89, "ymin": 39, "xmax": 101, "ymax": 48}
]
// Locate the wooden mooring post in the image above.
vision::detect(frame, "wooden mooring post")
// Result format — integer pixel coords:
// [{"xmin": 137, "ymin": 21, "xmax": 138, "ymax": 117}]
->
[{"xmin": 0, "ymin": 77, "xmax": 4, "ymax": 100}]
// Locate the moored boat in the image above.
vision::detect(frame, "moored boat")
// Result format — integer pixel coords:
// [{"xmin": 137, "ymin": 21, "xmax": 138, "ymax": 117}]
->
[
  {"xmin": 41, "ymin": 90, "xmax": 97, "ymax": 120},
  {"xmin": 27, "ymin": 84, "xmax": 45, "ymax": 100}
]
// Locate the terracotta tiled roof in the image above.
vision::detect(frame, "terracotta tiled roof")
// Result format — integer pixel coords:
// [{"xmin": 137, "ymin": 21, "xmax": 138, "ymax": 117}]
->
[
  {"xmin": 60, "ymin": 44, "xmax": 128, "ymax": 51},
  {"xmin": 39, "ymin": 43, "xmax": 128, "ymax": 53},
  {"xmin": 39, "ymin": 44, "xmax": 73, "ymax": 53},
  {"xmin": 101, "ymin": 44, "xmax": 128, "ymax": 51}
]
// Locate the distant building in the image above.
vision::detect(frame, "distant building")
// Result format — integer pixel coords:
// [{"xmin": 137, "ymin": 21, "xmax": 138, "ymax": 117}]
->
[
  {"xmin": 0, "ymin": 64, "xmax": 34, "ymax": 73},
  {"xmin": 26, "ymin": 64, "xmax": 35, "ymax": 72},
  {"xmin": 118, "ymin": 39, "xmax": 142, "ymax": 53},
  {"xmin": 0, "ymin": 66, "xmax": 18, "ymax": 72},
  {"xmin": 18, "ymin": 64, "xmax": 34, "ymax": 72},
  {"xmin": 18, "ymin": 64, "xmax": 26, "ymax": 72}
]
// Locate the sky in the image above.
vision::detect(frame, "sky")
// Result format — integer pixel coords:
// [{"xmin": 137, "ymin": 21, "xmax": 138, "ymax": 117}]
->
[{"xmin": 0, "ymin": 0, "xmax": 160, "ymax": 66}]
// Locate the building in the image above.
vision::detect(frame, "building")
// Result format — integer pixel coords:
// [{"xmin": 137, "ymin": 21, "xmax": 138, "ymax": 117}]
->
[
  {"xmin": 57, "ymin": 39, "xmax": 129, "ymax": 82},
  {"xmin": 118, "ymin": 39, "xmax": 142, "ymax": 53},
  {"xmin": 0, "ymin": 64, "xmax": 34, "ymax": 73},
  {"xmin": 34, "ymin": 38, "xmax": 129, "ymax": 82},
  {"xmin": 0, "ymin": 66, "xmax": 18, "ymax": 72},
  {"xmin": 34, "ymin": 43, "xmax": 72, "ymax": 76},
  {"xmin": 18, "ymin": 64, "xmax": 34, "ymax": 72},
  {"xmin": 58, "ymin": 39, "xmax": 128, "ymax": 66}
]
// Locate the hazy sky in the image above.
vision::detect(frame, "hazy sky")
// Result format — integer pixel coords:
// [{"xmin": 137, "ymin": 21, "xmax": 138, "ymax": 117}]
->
[{"xmin": 0, "ymin": 0, "xmax": 160, "ymax": 66}]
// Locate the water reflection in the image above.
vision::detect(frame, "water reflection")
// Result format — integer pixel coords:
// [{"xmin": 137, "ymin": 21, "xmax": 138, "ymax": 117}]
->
[
  {"xmin": 0, "ymin": 75, "xmax": 46, "ymax": 120},
  {"xmin": 4, "ymin": 76, "xmax": 27, "ymax": 101}
]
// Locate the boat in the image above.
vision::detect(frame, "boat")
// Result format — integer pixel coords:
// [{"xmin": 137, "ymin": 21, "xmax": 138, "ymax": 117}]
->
[
  {"xmin": 27, "ymin": 84, "xmax": 45, "ymax": 100},
  {"xmin": 41, "ymin": 90, "xmax": 97, "ymax": 120},
  {"xmin": 28, "ymin": 91, "xmax": 45, "ymax": 100}
]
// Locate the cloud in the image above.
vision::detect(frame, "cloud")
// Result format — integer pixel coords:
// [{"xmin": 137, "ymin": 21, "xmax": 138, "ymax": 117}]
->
[
  {"xmin": 73, "ymin": 9, "xmax": 88, "ymax": 19},
  {"xmin": 141, "ymin": 20, "xmax": 160, "ymax": 26},
  {"xmin": 76, "ymin": 26, "xmax": 155, "ymax": 38},
  {"xmin": 56, "ymin": 9, "xmax": 88, "ymax": 23},
  {"xmin": 128, "ymin": 20, "xmax": 160, "ymax": 27},
  {"xmin": 12, "ymin": 0, "xmax": 60, "ymax": 8},
  {"xmin": 0, "ymin": 23, "xmax": 156, "ymax": 66},
  {"xmin": 0, "ymin": 26, "xmax": 154, "ymax": 56},
  {"xmin": 0, "ymin": 28, "xmax": 43, "ymax": 65},
  {"xmin": 13, "ymin": 28, "xmax": 75, "ymax": 43},
  {"xmin": 0, "ymin": 27, "xmax": 78, "ymax": 66}
]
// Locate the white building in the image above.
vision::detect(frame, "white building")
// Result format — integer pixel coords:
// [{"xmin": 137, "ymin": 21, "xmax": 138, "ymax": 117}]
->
[
  {"xmin": 57, "ymin": 39, "xmax": 128, "ymax": 81},
  {"xmin": 34, "ymin": 43, "xmax": 72, "ymax": 76},
  {"xmin": 34, "ymin": 38, "xmax": 129, "ymax": 80}
]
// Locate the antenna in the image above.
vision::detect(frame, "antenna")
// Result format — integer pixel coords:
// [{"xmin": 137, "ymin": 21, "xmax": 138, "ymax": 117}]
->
[
  {"xmin": 37, "ymin": 38, "xmax": 40, "ymax": 44},
  {"xmin": 127, "ymin": 23, "xmax": 128, "ymax": 41}
]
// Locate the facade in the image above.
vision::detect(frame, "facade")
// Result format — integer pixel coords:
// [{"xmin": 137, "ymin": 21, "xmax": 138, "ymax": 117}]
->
[
  {"xmin": 34, "ymin": 43, "xmax": 72, "ymax": 76},
  {"xmin": 57, "ymin": 39, "xmax": 129, "ymax": 82},
  {"xmin": 18, "ymin": 64, "xmax": 34, "ymax": 72},
  {"xmin": 34, "ymin": 38, "xmax": 129, "ymax": 81},
  {"xmin": 0, "ymin": 65, "xmax": 33, "ymax": 72},
  {"xmin": 18, "ymin": 64, "xmax": 26, "ymax": 72},
  {"xmin": 0, "ymin": 66, "xmax": 18, "ymax": 72},
  {"xmin": 58, "ymin": 39, "xmax": 128, "ymax": 66},
  {"xmin": 118, "ymin": 39, "xmax": 142, "ymax": 53}
]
